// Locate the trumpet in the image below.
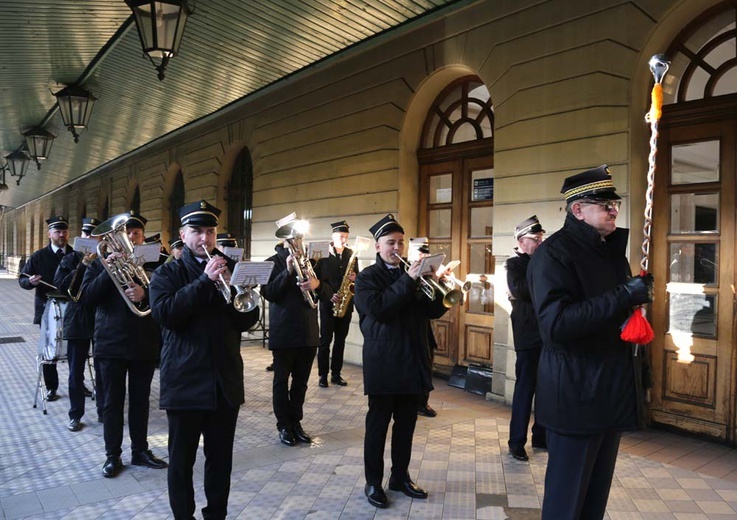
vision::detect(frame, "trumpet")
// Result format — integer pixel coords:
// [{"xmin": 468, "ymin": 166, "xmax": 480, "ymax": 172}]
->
[
  {"xmin": 392, "ymin": 254, "xmax": 463, "ymax": 308},
  {"xmin": 201, "ymin": 245, "xmax": 232, "ymax": 305},
  {"xmin": 233, "ymin": 285, "xmax": 260, "ymax": 313},
  {"xmin": 441, "ymin": 273, "xmax": 472, "ymax": 294}
]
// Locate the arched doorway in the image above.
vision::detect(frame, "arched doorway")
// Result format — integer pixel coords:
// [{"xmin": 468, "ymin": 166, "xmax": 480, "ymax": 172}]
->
[
  {"xmin": 650, "ymin": 1, "xmax": 737, "ymax": 443},
  {"xmin": 417, "ymin": 76, "xmax": 495, "ymax": 374}
]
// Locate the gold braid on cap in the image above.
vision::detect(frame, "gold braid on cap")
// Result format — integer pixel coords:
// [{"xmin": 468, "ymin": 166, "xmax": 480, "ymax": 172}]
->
[
  {"xmin": 181, "ymin": 209, "xmax": 217, "ymax": 223},
  {"xmin": 564, "ymin": 179, "xmax": 616, "ymax": 201}
]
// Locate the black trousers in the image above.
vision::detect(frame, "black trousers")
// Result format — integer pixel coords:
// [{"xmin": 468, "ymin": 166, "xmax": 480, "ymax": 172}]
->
[
  {"xmin": 167, "ymin": 396, "xmax": 240, "ymax": 520},
  {"xmin": 67, "ymin": 338, "xmax": 90, "ymax": 421},
  {"xmin": 420, "ymin": 348, "xmax": 435, "ymax": 407},
  {"xmin": 98, "ymin": 357, "xmax": 155, "ymax": 458},
  {"xmin": 364, "ymin": 393, "xmax": 420, "ymax": 487},
  {"xmin": 272, "ymin": 347, "xmax": 317, "ymax": 431},
  {"xmin": 541, "ymin": 430, "xmax": 622, "ymax": 520},
  {"xmin": 508, "ymin": 348, "xmax": 545, "ymax": 448},
  {"xmin": 318, "ymin": 306, "xmax": 352, "ymax": 378},
  {"xmin": 94, "ymin": 356, "xmax": 105, "ymax": 419}
]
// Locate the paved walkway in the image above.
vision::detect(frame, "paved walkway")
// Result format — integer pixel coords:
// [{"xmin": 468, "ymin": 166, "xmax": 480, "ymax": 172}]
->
[{"xmin": 1, "ymin": 273, "xmax": 737, "ymax": 519}]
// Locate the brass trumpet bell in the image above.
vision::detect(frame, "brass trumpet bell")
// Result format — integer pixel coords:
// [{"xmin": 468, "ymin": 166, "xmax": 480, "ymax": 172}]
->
[{"xmin": 234, "ymin": 286, "xmax": 260, "ymax": 313}]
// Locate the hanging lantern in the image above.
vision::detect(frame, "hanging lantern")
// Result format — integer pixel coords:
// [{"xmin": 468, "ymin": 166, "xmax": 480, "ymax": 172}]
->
[
  {"xmin": 22, "ymin": 127, "xmax": 56, "ymax": 170},
  {"xmin": 5, "ymin": 149, "xmax": 31, "ymax": 185},
  {"xmin": 124, "ymin": 0, "xmax": 193, "ymax": 81},
  {"xmin": 54, "ymin": 85, "xmax": 97, "ymax": 143},
  {"xmin": 0, "ymin": 163, "xmax": 8, "ymax": 191}
]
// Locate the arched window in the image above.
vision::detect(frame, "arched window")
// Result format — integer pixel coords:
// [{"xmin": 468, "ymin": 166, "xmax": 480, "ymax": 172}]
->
[
  {"xmin": 421, "ymin": 77, "xmax": 494, "ymax": 149},
  {"xmin": 666, "ymin": 2, "xmax": 737, "ymax": 103},
  {"xmin": 130, "ymin": 185, "xmax": 141, "ymax": 213},
  {"xmin": 227, "ymin": 148, "xmax": 254, "ymax": 259},
  {"xmin": 169, "ymin": 171, "xmax": 184, "ymax": 240}
]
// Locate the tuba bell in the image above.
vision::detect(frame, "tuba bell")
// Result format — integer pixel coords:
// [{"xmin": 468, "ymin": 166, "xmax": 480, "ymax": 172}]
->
[
  {"xmin": 92, "ymin": 214, "xmax": 151, "ymax": 317},
  {"xmin": 276, "ymin": 220, "xmax": 319, "ymax": 308}
]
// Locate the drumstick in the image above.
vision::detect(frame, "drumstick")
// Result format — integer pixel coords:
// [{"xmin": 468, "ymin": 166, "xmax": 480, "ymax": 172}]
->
[{"xmin": 21, "ymin": 273, "xmax": 58, "ymax": 291}]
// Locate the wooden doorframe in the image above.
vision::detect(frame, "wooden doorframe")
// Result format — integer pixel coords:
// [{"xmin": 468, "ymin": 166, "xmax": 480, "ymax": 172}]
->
[{"xmin": 650, "ymin": 99, "xmax": 737, "ymax": 443}]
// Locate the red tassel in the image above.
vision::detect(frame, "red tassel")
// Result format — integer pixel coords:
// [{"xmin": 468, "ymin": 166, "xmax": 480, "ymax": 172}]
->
[{"xmin": 621, "ymin": 306, "xmax": 654, "ymax": 344}]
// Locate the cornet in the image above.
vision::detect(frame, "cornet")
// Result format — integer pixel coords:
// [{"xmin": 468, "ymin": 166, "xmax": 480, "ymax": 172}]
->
[
  {"xmin": 202, "ymin": 245, "xmax": 233, "ymax": 305},
  {"xmin": 392, "ymin": 254, "xmax": 463, "ymax": 308}
]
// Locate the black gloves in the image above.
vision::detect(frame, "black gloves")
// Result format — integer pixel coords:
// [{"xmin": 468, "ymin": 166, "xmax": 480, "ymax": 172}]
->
[{"xmin": 623, "ymin": 274, "xmax": 654, "ymax": 305}]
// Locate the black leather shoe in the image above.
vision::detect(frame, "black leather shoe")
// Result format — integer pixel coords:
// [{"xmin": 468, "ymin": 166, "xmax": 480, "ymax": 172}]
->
[
  {"xmin": 46, "ymin": 389, "xmax": 58, "ymax": 401},
  {"xmin": 293, "ymin": 423, "xmax": 312, "ymax": 443},
  {"xmin": 68, "ymin": 418, "xmax": 82, "ymax": 432},
  {"xmin": 509, "ymin": 446, "xmax": 529, "ymax": 461},
  {"xmin": 279, "ymin": 428, "xmax": 296, "ymax": 446},
  {"xmin": 318, "ymin": 375, "xmax": 328, "ymax": 388},
  {"xmin": 331, "ymin": 375, "xmax": 347, "ymax": 386},
  {"xmin": 388, "ymin": 478, "xmax": 428, "ymax": 499},
  {"xmin": 364, "ymin": 484, "xmax": 388, "ymax": 508},
  {"xmin": 265, "ymin": 363, "xmax": 274, "ymax": 372},
  {"xmin": 83, "ymin": 385, "xmax": 93, "ymax": 398},
  {"xmin": 102, "ymin": 456, "xmax": 123, "ymax": 478},
  {"xmin": 418, "ymin": 405, "xmax": 437, "ymax": 417},
  {"xmin": 131, "ymin": 450, "xmax": 167, "ymax": 469}
]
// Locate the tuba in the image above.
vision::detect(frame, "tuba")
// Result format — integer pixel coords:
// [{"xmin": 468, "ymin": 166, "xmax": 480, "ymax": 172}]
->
[
  {"xmin": 276, "ymin": 220, "xmax": 319, "ymax": 308},
  {"xmin": 92, "ymin": 214, "xmax": 151, "ymax": 317}
]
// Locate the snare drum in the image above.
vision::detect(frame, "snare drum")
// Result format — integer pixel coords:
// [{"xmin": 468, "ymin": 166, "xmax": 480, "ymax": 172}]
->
[{"xmin": 38, "ymin": 297, "xmax": 68, "ymax": 362}]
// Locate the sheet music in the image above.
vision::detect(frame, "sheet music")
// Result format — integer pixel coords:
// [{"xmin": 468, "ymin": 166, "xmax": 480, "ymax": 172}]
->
[
  {"xmin": 73, "ymin": 237, "xmax": 98, "ymax": 255},
  {"xmin": 418, "ymin": 253, "xmax": 445, "ymax": 277},
  {"xmin": 222, "ymin": 246, "xmax": 244, "ymax": 263},
  {"xmin": 231, "ymin": 261, "xmax": 275, "ymax": 286},
  {"xmin": 308, "ymin": 241, "xmax": 331, "ymax": 261},
  {"xmin": 133, "ymin": 243, "xmax": 162, "ymax": 263}
]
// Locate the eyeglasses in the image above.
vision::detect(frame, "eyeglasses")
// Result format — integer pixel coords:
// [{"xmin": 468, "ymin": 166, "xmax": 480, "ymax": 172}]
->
[
  {"xmin": 579, "ymin": 199, "xmax": 621, "ymax": 212},
  {"xmin": 522, "ymin": 235, "xmax": 543, "ymax": 243}
]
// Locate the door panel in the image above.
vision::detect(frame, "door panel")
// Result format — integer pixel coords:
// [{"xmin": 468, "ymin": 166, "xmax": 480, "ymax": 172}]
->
[
  {"xmin": 419, "ymin": 155, "xmax": 495, "ymax": 371},
  {"xmin": 651, "ymin": 120, "xmax": 736, "ymax": 441}
]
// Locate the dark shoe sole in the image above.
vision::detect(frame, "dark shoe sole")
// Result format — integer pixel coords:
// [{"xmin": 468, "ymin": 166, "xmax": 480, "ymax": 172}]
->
[{"xmin": 388, "ymin": 482, "xmax": 428, "ymax": 499}]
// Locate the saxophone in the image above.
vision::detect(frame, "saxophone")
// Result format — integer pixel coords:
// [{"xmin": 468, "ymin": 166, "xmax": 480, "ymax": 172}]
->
[{"xmin": 333, "ymin": 249, "xmax": 359, "ymax": 318}]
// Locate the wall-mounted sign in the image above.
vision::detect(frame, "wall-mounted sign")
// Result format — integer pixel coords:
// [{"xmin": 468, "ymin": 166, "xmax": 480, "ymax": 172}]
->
[{"xmin": 473, "ymin": 178, "xmax": 494, "ymax": 201}]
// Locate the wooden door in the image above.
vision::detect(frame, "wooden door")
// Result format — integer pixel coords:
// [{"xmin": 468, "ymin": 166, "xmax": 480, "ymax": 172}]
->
[
  {"xmin": 419, "ymin": 154, "xmax": 495, "ymax": 373},
  {"xmin": 650, "ymin": 119, "xmax": 737, "ymax": 442}
]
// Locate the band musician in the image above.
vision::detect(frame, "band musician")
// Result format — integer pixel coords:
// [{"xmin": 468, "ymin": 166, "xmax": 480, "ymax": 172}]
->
[
  {"xmin": 19, "ymin": 216, "xmax": 74, "ymax": 402},
  {"xmin": 54, "ymin": 217, "xmax": 101, "ymax": 431},
  {"xmin": 81, "ymin": 211, "xmax": 167, "ymax": 478},
  {"xmin": 261, "ymin": 215, "xmax": 332, "ymax": 447},
  {"xmin": 150, "ymin": 200, "xmax": 260, "ymax": 520},
  {"xmin": 354, "ymin": 214, "xmax": 448, "ymax": 508},
  {"xmin": 314, "ymin": 220, "xmax": 359, "ymax": 388}
]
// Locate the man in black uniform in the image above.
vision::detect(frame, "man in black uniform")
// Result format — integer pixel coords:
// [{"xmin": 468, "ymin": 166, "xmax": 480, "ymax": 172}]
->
[
  {"xmin": 150, "ymin": 200, "xmax": 260, "ymax": 520},
  {"xmin": 354, "ymin": 214, "xmax": 448, "ymax": 509},
  {"xmin": 216, "ymin": 232, "xmax": 238, "ymax": 249},
  {"xmin": 261, "ymin": 215, "xmax": 332, "ymax": 447},
  {"xmin": 54, "ymin": 217, "xmax": 101, "ymax": 431},
  {"xmin": 169, "ymin": 235, "xmax": 184, "ymax": 261},
  {"xmin": 314, "ymin": 220, "xmax": 358, "ymax": 388},
  {"xmin": 19, "ymin": 215, "xmax": 73, "ymax": 402},
  {"xmin": 528, "ymin": 166, "xmax": 653, "ymax": 519},
  {"xmin": 81, "ymin": 211, "xmax": 167, "ymax": 478},
  {"xmin": 505, "ymin": 215, "xmax": 546, "ymax": 461}
]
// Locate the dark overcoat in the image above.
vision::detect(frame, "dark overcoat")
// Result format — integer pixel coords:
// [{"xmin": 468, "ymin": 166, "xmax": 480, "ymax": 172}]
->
[
  {"xmin": 54, "ymin": 251, "xmax": 95, "ymax": 339},
  {"xmin": 149, "ymin": 246, "xmax": 260, "ymax": 410},
  {"xmin": 80, "ymin": 257, "xmax": 160, "ymax": 360},
  {"xmin": 353, "ymin": 254, "xmax": 448, "ymax": 395},
  {"xmin": 260, "ymin": 244, "xmax": 332, "ymax": 349},
  {"xmin": 505, "ymin": 250, "xmax": 542, "ymax": 352},
  {"xmin": 19, "ymin": 243, "xmax": 73, "ymax": 324},
  {"xmin": 527, "ymin": 213, "xmax": 645, "ymax": 435}
]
